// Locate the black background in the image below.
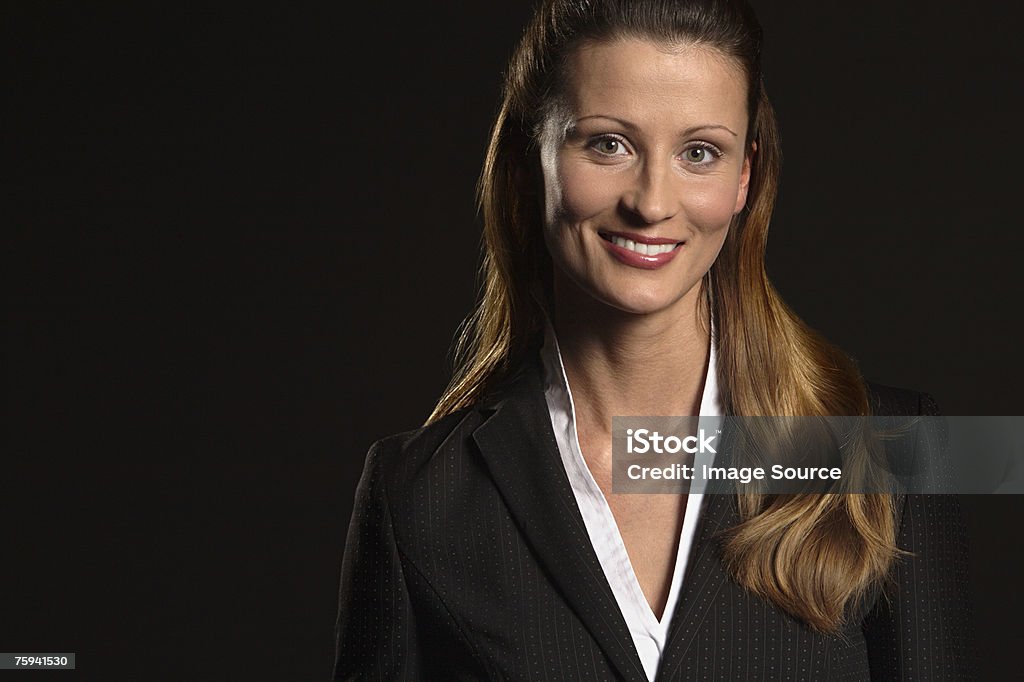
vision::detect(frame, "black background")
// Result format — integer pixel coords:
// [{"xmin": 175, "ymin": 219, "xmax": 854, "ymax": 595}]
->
[{"xmin": 4, "ymin": 2, "xmax": 1022, "ymax": 680}]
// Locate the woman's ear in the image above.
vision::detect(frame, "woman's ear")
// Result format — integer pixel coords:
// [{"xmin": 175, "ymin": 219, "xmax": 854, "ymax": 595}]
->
[
  {"xmin": 734, "ymin": 140, "xmax": 757, "ymax": 214},
  {"xmin": 515, "ymin": 154, "xmax": 549, "ymax": 223},
  {"xmin": 512, "ymin": 154, "xmax": 542, "ymax": 199}
]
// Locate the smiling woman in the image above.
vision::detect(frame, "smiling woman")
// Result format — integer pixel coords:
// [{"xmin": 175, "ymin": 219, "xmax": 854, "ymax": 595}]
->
[
  {"xmin": 333, "ymin": 0, "xmax": 973, "ymax": 680},
  {"xmin": 540, "ymin": 39, "xmax": 749, "ymax": 320}
]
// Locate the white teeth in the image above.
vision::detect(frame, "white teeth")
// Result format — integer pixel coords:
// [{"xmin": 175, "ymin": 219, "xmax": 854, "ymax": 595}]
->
[{"xmin": 610, "ymin": 236, "xmax": 678, "ymax": 255}]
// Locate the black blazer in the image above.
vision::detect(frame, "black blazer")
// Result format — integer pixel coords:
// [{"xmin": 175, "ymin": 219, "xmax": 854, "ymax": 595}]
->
[{"xmin": 333, "ymin": 360, "xmax": 973, "ymax": 680}]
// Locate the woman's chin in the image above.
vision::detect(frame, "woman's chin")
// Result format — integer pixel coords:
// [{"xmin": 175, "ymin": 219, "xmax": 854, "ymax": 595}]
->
[
  {"xmin": 554, "ymin": 268, "xmax": 701, "ymax": 319},
  {"xmin": 594, "ymin": 290, "xmax": 694, "ymax": 318}
]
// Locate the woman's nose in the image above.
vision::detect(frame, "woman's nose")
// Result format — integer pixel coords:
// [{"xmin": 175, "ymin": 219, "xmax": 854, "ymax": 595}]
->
[{"xmin": 621, "ymin": 160, "xmax": 679, "ymax": 224}]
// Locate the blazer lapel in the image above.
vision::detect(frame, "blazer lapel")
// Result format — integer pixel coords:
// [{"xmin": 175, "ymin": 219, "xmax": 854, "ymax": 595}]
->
[
  {"xmin": 657, "ymin": 486, "xmax": 740, "ymax": 680},
  {"xmin": 471, "ymin": 362, "xmax": 649, "ymax": 682}
]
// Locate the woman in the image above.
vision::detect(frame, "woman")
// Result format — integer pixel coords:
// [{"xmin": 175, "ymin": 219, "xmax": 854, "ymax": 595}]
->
[{"xmin": 334, "ymin": 0, "xmax": 972, "ymax": 679}]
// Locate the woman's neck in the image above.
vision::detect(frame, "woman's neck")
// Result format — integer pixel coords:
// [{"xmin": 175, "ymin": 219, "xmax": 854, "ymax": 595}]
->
[{"xmin": 551, "ymin": 280, "xmax": 711, "ymax": 439}]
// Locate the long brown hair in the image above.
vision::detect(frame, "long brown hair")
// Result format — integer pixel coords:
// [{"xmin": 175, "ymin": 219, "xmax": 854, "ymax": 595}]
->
[{"xmin": 428, "ymin": 0, "xmax": 896, "ymax": 633}]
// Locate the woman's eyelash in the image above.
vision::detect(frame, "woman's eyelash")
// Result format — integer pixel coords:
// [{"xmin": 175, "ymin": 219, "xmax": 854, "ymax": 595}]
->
[
  {"xmin": 684, "ymin": 141, "xmax": 724, "ymax": 159},
  {"xmin": 588, "ymin": 134, "xmax": 629, "ymax": 154}
]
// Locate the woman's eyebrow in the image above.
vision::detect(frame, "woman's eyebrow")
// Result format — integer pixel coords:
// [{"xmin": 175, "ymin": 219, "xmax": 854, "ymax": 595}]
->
[{"xmin": 574, "ymin": 114, "xmax": 738, "ymax": 138}]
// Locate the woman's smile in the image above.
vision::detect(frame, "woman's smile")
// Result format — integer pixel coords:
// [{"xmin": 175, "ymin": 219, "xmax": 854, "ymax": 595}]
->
[{"xmin": 597, "ymin": 230, "xmax": 685, "ymax": 269}]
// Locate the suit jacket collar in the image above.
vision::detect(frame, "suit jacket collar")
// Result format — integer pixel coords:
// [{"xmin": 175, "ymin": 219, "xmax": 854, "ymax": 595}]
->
[
  {"xmin": 656, "ymin": 492, "xmax": 740, "ymax": 679},
  {"xmin": 471, "ymin": 359, "xmax": 737, "ymax": 681}
]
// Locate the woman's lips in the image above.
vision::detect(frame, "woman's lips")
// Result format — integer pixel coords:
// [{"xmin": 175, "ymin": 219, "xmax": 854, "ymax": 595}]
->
[{"xmin": 598, "ymin": 231, "xmax": 684, "ymax": 269}]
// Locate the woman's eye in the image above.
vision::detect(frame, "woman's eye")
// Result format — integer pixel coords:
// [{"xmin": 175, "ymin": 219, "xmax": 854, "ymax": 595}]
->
[
  {"xmin": 590, "ymin": 136, "xmax": 628, "ymax": 156},
  {"xmin": 686, "ymin": 148, "xmax": 708, "ymax": 163},
  {"xmin": 682, "ymin": 144, "xmax": 722, "ymax": 165}
]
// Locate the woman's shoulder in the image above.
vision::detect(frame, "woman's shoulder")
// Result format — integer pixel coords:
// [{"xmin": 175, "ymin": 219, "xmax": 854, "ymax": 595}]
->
[
  {"xmin": 365, "ymin": 405, "xmax": 482, "ymax": 472},
  {"xmin": 865, "ymin": 381, "xmax": 941, "ymax": 417},
  {"xmin": 360, "ymin": 363, "xmax": 541, "ymax": 497}
]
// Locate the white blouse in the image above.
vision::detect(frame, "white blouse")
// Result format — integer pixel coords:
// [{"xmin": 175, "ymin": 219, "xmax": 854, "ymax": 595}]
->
[{"xmin": 539, "ymin": 320, "xmax": 722, "ymax": 681}]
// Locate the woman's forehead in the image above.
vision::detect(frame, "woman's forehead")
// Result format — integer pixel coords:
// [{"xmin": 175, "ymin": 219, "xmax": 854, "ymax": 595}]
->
[{"xmin": 562, "ymin": 38, "xmax": 748, "ymax": 131}]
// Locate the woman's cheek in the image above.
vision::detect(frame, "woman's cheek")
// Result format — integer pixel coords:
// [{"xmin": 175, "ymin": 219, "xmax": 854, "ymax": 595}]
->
[
  {"xmin": 686, "ymin": 181, "xmax": 742, "ymax": 233},
  {"xmin": 557, "ymin": 161, "xmax": 620, "ymax": 221}
]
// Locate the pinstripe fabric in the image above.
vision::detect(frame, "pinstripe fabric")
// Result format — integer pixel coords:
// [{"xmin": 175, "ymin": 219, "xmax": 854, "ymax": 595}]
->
[{"xmin": 334, "ymin": 363, "xmax": 973, "ymax": 680}]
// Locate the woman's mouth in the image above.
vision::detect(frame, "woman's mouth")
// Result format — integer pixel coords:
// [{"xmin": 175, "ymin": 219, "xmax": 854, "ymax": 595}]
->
[{"xmin": 598, "ymin": 231, "xmax": 684, "ymax": 269}]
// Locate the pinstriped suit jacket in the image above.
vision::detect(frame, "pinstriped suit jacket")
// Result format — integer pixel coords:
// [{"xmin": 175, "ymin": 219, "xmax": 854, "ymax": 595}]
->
[{"xmin": 333, "ymin": 359, "xmax": 973, "ymax": 680}]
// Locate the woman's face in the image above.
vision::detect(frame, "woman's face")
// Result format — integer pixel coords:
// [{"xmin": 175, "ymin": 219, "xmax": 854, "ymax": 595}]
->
[{"xmin": 540, "ymin": 38, "xmax": 751, "ymax": 318}]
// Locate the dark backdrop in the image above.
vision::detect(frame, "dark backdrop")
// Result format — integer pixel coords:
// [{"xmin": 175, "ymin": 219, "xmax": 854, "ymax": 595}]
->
[{"xmin": 4, "ymin": 2, "xmax": 1022, "ymax": 680}]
